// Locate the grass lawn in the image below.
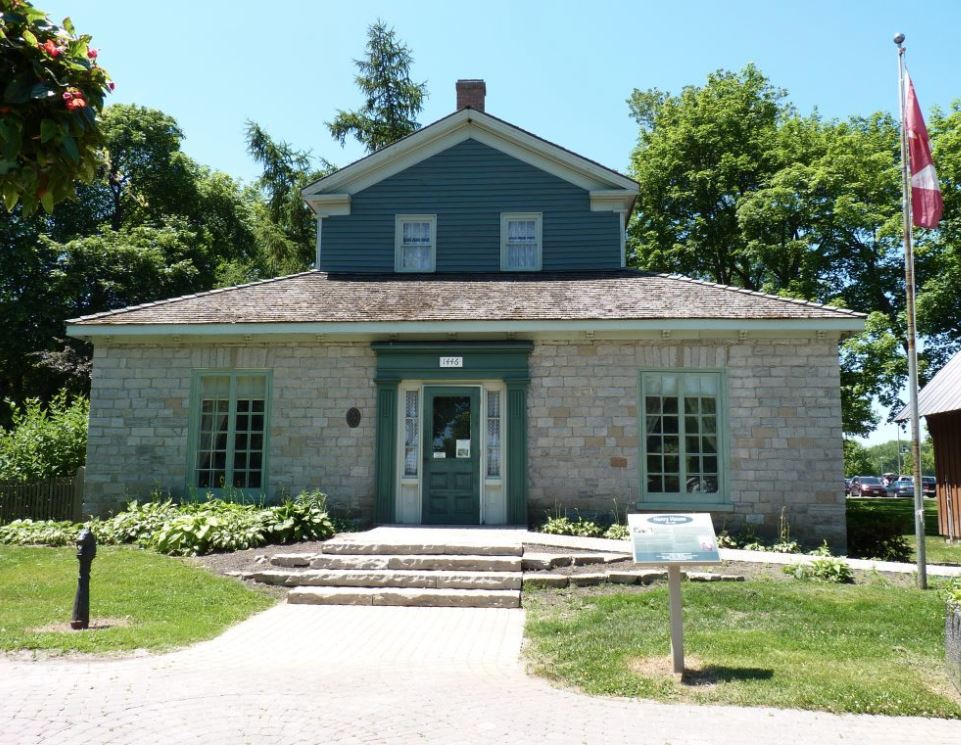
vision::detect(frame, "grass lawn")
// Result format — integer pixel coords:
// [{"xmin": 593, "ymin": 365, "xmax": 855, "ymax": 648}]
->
[
  {"xmin": 849, "ymin": 498, "xmax": 961, "ymax": 565},
  {"xmin": 525, "ymin": 578, "xmax": 961, "ymax": 718},
  {"xmin": 0, "ymin": 545, "xmax": 275, "ymax": 654}
]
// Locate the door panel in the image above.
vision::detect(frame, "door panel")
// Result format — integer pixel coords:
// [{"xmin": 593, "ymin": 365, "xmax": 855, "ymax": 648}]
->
[{"xmin": 423, "ymin": 387, "xmax": 480, "ymax": 525}]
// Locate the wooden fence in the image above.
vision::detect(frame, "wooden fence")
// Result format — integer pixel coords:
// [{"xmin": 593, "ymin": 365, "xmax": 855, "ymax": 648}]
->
[{"xmin": 0, "ymin": 467, "xmax": 84, "ymax": 523}]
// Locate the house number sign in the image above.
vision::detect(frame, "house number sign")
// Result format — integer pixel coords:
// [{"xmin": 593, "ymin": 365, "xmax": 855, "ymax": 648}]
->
[{"xmin": 439, "ymin": 356, "xmax": 463, "ymax": 368}]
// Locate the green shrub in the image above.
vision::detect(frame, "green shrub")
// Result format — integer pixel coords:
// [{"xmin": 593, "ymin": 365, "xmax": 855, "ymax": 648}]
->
[
  {"xmin": 0, "ymin": 392, "xmax": 88, "ymax": 481},
  {"xmin": 808, "ymin": 540, "xmax": 833, "ymax": 557},
  {"xmin": 96, "ymin": 498, "xmax": 181, "ymax": 544},
  {"xmin": 262, "ymin": 490, "xmax": 335, "ymax": 544},
  {"xmin": 0, "ymin": 490, "xmax": 338, "ymax": 555},
  {"xmin": 0, "ymin": 518, "xmax": 80, "ymax": 546},
  {"xmin": 784, "ymin": 558, "xmax": 855, "ymax": 583},
  {"xmin": 846, "ymin": 505, "xmax": 912, "ymax": 562},
  {"xmin": 603, "ymin": 523, "xmax": 629, "ymax": 541},
  {"xmin": 540, "ymin": 515, "xmax": 604, "ymax": 538},
  {"xmin": 149, "ymin": 505, "xmax": 266, "ymax": 556}
]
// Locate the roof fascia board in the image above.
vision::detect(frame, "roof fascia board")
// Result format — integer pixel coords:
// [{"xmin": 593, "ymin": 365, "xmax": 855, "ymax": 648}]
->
[
  {"xmin": 304, "ymin": 193, "xmax": 350, "ymax": 217},
  {"xmin": 589, "ymin": 190, "xmax": 637, "ymax": 212},
  {"xmin": 302, "ymin": 109, "xmax": 638, "ymax": 198},
  {"xmin": 67, "ymin": 316, "xmax": 865, "ymax": 339}
]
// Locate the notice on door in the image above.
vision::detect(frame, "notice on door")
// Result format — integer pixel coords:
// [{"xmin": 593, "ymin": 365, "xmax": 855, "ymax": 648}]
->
[
  {"xmin": 627, "ymin": 513, "xmax": 720, "ymax": 565},
  {"xmin": 455, "ymin": 439, "xmax": 471, "ymax": 458}
]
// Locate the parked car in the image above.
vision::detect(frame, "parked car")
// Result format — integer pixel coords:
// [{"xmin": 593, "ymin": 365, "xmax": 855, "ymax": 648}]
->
[
  {"xmin": 922, "ymin": 476, "xmax": 936, "ymax": 498},
  {"xmin": 892, "ymin": 476, "xmax": 915, "ymax": 498},
  {"xmin": 848, "ymin": 476, "xmax": 887, "ymax": 497}
]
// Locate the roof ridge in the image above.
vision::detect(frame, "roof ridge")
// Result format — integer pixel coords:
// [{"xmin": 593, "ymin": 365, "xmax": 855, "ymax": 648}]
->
[
  {"xmin": 656, "ymin": 273, "xmax": 866, "ymax": 318},
  {"xmin": 65, "ymin": 270, "xmax": 321, "ymax": 324}
]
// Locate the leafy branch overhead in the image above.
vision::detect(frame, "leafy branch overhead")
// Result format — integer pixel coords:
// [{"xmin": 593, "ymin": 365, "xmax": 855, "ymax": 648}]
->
[
  {"xmin": 0, "ymin": 1, "xmax": 115, "ymax": 214},
  {"xmin": 327, "ymin": 19, "xmax": 427, "ymax": 154}
]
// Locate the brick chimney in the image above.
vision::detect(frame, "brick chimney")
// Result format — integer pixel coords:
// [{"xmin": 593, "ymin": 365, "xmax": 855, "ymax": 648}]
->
[{"xmin": 456, "ymin": 79, "xmax": 486, "ymax": 112}]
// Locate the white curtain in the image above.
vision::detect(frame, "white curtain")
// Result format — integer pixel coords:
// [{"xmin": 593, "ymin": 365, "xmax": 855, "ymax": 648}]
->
[
  {"xmin": 506, "ymin": 219, "xmax": 537, "ymax": 269},
  {"xmin": 402, "ymin": 221, "xmax": 432, "ymax": 270}
]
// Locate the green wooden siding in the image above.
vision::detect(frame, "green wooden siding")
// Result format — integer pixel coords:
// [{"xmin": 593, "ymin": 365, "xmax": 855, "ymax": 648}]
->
[
  {"xmin": 372, "ymin": 341, "xmax": 532, "ymax": 525},
  {"xmin": 321, "ymin": 139, "xmax": 621, "ymax": 273}
]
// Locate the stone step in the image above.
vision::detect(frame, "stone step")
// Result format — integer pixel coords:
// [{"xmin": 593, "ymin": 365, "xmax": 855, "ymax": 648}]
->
[
  {"xmin": 250, "ymin": 568, "xmax": 523, "ymax": 590},
  {"xmin": 308, "ymin": 554, "xmax": 522, "ymax": 572},
  {"xmin": 320, "ymin": 541, "xmax": 523, "ymax": 557},
  {"xmin": 287, "ymin": 586, "xmax": 521, "ymax": 608}
]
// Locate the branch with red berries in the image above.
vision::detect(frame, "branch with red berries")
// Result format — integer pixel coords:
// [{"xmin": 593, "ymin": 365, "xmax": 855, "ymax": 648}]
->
[{"xmin": 0, "ymin": 0, "xmax": 115, "ymax": 214}]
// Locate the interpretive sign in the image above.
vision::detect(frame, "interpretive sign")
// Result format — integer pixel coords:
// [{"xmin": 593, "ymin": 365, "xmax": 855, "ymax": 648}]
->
[
  {"xmin": 628, "ymin": 513, "xmax": 720, "ymax": 565},
  {"xmin": 627, "ymin": 512, "xmax": 721, "ymax": 674}
]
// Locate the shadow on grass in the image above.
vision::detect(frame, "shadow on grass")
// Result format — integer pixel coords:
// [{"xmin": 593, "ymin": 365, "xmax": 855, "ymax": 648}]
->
[{"xmin": 682, "ymin": 665, "xmax": 774, "ymax": 687}]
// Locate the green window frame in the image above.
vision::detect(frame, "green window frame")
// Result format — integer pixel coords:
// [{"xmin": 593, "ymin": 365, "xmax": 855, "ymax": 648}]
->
[
  {"xmin": 187, "ymin": 370, "xmax": 272, "ymax": 498},
  {"xmin": 638, "ymin": 370, "xmax": 729, "ymax": 509}
]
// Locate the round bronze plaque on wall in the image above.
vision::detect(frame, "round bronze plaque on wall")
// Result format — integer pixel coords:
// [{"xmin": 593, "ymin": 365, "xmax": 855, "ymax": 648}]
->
[{"xmin": 346, "ymin": 407, "xmax": 362, "ymax": 428}]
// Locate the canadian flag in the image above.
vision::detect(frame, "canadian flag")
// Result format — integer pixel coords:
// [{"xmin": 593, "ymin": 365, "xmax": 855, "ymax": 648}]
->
[{"xmin": 905, "ymin": 71, "xmax": 943, "ymax": 228}]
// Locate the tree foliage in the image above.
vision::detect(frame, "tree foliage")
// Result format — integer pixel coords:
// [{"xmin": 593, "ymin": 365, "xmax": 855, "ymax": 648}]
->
[
  {"xmin": 0, "ymin": 391, "xmax": 88, "ymax": 481},
  {"xmin": 627, "ymin": 65, "xmax": 961, "ymax": 435},
  {"xmin": 327, "ymin": 20, "xmax": 427, "ymax": 154},
  {"xmin": 244, "ymin": 121, "xmax": 333, "ymax": 273},
  {"xmin": 0, "ymin": 1, "xmax": 114, "ymax": 214}
]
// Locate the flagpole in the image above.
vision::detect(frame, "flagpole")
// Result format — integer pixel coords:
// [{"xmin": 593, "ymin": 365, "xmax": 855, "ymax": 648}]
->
[{"xmin": 894, "ymin": 32, "xmax": 928, "ymax": 589}]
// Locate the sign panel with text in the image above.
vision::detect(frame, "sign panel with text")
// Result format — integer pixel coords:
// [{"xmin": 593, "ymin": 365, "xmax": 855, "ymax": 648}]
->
[{"xmin": 628, "ymin": 513, "xmax": 721, "ymax": 565}]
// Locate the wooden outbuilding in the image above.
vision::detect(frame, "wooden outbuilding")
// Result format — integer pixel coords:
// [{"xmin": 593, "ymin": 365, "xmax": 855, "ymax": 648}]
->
[{"xmin": 897, "ymin": 351, "xmax": 961, "ymax": 539}]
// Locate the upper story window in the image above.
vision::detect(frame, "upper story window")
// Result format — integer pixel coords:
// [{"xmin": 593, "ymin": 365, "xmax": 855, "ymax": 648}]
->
[
  {"xmin": 501, "ymin": 213, "xmax": 542, "ymax": 271},
  {"xmin": 395, "ymin": 215, "xmax": 436, "ymax": 272}
]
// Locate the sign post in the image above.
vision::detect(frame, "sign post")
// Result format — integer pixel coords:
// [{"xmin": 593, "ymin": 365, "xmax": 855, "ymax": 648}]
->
[{"xmin": 628, "ymin": 513, "xmax": 720, "ymax": 674}]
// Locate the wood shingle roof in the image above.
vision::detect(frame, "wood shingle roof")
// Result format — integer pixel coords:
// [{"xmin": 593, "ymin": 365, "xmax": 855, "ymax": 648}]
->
[{"xmin": 67, "ymin": 270, "xmax": 865, "ymax": 327}]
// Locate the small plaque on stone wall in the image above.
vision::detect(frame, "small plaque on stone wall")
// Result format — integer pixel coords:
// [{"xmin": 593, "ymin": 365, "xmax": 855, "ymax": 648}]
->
[{"xmin": 346, "ymin": 407, "xmax": 361, "ymax": 428}]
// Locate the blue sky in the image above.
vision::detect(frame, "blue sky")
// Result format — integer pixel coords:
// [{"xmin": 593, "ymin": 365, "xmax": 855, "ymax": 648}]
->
[{"xmin": 46, "ymin": 0, "xmax": 959, "ymax": 445}]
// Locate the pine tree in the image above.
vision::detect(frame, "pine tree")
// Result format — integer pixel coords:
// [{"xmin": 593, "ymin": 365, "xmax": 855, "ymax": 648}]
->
[{"xmin": 327, "ymin": 20, "xmax": 428, "ymax": 154}]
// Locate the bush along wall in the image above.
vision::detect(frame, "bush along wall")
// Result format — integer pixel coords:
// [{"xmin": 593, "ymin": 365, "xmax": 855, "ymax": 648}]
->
[{"xmin": 0, "ymin": 490, "xmax": 335, "ymax": 556}]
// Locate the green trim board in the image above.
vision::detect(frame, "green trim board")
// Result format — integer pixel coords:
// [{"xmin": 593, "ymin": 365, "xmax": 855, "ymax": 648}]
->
[
  {"xmin": 637, "ymin": 369, "xmax": 730, "ymax": 510},
  {"xmin": 372, "ymin": 341, "xmax": 531, "ymax": 525},
  {"xmin": 185, "ymin": 369, "xmax": 272, "ymax": 501}
]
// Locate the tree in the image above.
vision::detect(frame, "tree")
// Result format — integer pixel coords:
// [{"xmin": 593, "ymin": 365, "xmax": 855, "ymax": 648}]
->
[
  {"xmin": 245, "ymin": 122, "xmax": 333, "ymax": 273},
  {"xmin": 0, "ymin": 1, "xmax": 114, "ymax": 214},
  {"xmin": 327, "ymin": 20, "xmax": 427, "ymax": 154},
  {"xmin": 626, "ymin": 65, "xmax": 961, "ymax": 435},
  {"xmin": 0, "ymin": 105, "xmax": 262, "ymax": 417},
  {"xmin": 843, "ymin": 439, "xmax": 874, "ymax": 477}
]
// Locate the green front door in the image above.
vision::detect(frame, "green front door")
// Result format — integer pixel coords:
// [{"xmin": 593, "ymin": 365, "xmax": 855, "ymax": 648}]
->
[{"xmin": 423, "ymin": 386, "xmax": 480, "ymax": 525}]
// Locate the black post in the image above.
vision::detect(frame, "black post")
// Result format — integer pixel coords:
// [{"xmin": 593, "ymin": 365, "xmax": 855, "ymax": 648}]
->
[{"xmin": 70, "ymin": 527, "xmax": 96, "ymax": 630}]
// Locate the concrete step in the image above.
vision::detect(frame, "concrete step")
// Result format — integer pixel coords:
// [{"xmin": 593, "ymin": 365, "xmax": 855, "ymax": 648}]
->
[
  {"xmin": 320, "ymin": 541, "xmax": 523, "ymax": 556},
  {"xmin": 250, "ymin": 568, "xmax": 523, "ymax": 590},
  {"xmin": 287, "ymin": 586, "xmax": 521, "ymax": 608},
  {"xmin": 308, "ymin": 554, "xmax": 522, "ymax": 572}
]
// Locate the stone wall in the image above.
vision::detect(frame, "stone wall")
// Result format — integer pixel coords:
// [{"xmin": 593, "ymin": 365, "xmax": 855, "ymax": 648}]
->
[
  {"xmin": 84, "ymin": 342, "xmax": 376, "ymax": 516},
  {"xmin": 85, "ymin": 334, "xmax": 847, "ymax": 550},
  {"xmin": 527, "ymin": 337, "xmax": 846, "ymax": 551}
]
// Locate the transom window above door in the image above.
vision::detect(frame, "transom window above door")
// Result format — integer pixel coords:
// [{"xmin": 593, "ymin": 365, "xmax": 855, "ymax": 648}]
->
[
  {"xmin": 395, "ymin": 215, "xmax": 437, "ymax": 272},
  {"xmin": 501, "ymin": 213, "xmax": 542, "ymax": 271}
]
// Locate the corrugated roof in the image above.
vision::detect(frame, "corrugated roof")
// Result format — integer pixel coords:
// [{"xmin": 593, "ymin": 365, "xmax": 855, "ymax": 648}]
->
[
  {"xmin": 66, "ymin": 270, "xmax": 866, "ymax": 327},
  {"xmin": 896, "ymin": 349, "xmax": 961, "ymax": 420}
]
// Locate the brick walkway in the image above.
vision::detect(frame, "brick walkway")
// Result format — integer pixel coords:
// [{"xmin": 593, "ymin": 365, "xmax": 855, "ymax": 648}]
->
[{"xmin": 1, "ymin": 604, "xmax": 958, "ymax": 745}]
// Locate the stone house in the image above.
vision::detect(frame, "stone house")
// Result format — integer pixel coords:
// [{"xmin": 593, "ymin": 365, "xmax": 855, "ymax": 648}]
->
[{"xmin": 67, "ymin": 80, "xmax": 864, "ymax": 548}]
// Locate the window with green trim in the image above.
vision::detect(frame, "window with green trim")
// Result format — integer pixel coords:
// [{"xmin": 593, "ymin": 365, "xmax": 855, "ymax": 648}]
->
[
  {"xmin": 640, "ymin": 371, "xmax": 725, "ymax": 503},
  {"xmin": 191, "ymin": 372, "xmax": 270, "ymax": 492}
]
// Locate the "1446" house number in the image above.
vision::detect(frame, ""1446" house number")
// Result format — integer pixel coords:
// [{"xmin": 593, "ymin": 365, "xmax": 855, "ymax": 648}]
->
[{"xmin": 439, "ymin": 356, "xmax": 463, "ymax": 368}]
